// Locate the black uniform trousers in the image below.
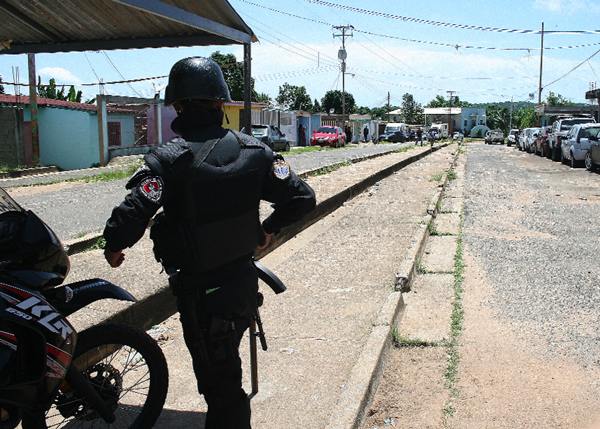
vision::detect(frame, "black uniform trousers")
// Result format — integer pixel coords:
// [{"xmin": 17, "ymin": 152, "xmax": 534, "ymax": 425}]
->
[{"xmin": 176, "ymin": 257, "xmax": 259, "ymax": 429}]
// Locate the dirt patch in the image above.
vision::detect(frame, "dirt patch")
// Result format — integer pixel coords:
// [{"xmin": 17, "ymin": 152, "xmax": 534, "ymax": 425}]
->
[
  {"xmin": 361, "ymin": 346, "xmax": 448, "ymax": 429},
  {"xmin": 6, "ymin": 181, "xmax": 87, "ymax": 197}
]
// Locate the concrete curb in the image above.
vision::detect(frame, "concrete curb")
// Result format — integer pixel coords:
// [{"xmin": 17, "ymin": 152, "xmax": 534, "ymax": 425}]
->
[
  {"xmin": 0, "ymin": 166, "xmax": 58, "ymax": 178},
  {"xmin": 324, "ymin": 143, "xmax": 463, "ymax": 429}
]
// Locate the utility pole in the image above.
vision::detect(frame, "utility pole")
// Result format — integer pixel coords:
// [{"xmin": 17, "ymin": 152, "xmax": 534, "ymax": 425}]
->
[
  {"xmin": 333, "ymin": 25, "xmax": 353, "ymax": 129},
  {"xmin": 447, "ymin": 90, "xmax": 456, "ymax": 136},
  {"xmin": 538, "ymin": 22, "xmax": 544, "ymax": 106},
  {"xmin": 387, "ymin": 92, "xmax": 390, "ymax": 123},
  {"xmin": 510, "ymin": 96, "xmax": 514, "ymax": 130}
]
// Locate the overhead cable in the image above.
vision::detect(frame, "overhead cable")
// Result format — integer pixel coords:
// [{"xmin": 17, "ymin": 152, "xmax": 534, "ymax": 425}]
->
[
  {"xmin": 237, "ymin": 0, "xmax": 600, "ymax": 51},
  {"xmin": 304, "ymin": 0, "xmax": 600, "ymax": 35}
]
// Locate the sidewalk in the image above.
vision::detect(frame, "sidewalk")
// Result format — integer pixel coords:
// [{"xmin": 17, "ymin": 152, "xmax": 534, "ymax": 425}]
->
[{"xmin": 61, "ymin": 142, "xmax": 462, "ymax": 428}]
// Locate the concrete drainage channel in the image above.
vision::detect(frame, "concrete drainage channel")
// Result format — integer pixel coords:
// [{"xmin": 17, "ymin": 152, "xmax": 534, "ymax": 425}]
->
[
  {"xmin": 61, "ymin": 141, "xmax": 461, "ymax": 428},
  {"xmin": 325, "ymin": 145, "xmax": 463, "ymax": 429}
]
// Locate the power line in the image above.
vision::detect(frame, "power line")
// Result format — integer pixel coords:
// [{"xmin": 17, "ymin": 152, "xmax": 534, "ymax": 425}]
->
[
  {"xmin": 544, "ymin": 47, "xmax": 600, "ymax": 89},
  {"xmin": 102, "ymin": 52, "xmax": 141, "ymax": 97},
  {"xmin": 303, "ymin": 0, "xmax": 600, "ymax": 35},
  {"xmin": 237, "ymin": 0, "xmax": 600, "ymax": 51}
]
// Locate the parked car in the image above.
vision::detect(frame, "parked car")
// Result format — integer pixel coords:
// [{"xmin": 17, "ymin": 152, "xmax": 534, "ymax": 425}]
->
[
  {"xmin": 548, "ymin": 116, "xmax": 596, "ymax": 161},
  {"xmin": 452, "ymin": 131, "xmax": 464, "ymax": 141},
  {"xmin": 241, "ymin": 124, "xmax": 290, "ymax": 152},
  {"xmin": 506, "ymin": 129, "xmax": 519, "ymax": 147},
  {"xmin": 310, "ymin": 126, "xmax": 346, "ymax": 147},
  {"xmin": 561, "ymin": 123, "xmax": 600, "ymax": 168},
  {"xmin": 378, "ymin": 130, "xmax": 407, "ymax": 143},
  {"xmin": 524, "ymin": 128, "xmax": 541, "ymax": 153},
  {"xmin": 585, "ymin": 129, "xmax": 600, "ymax": 171},
  {"xmin": 485, "ymin": 129, "xmax": 504, "ymax": 144},
  {"xmin": 534, "ymin": 126, "xmax": 552, "ymax": 157}
]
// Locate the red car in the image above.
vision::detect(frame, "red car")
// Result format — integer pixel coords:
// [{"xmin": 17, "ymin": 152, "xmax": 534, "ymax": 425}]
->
[{"xmin": 310, "ymin": 126, "xmax": 346, "ymax": 148}]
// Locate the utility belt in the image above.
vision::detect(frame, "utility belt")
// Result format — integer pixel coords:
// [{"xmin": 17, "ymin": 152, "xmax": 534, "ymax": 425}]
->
[{"xmin": 167, "ymin": 255, "xmax": 254, "ymax": 296}]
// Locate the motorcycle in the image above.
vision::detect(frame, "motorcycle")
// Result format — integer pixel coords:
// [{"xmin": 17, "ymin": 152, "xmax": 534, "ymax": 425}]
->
[{"xmin": 0, "ymin": 187, "xmax": 168, "ymax": 428}]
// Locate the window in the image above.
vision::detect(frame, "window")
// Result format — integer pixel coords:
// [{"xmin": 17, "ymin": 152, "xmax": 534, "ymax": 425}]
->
[{"xmin": 108, "ymin": 122, "xmax": 121, "ymax": 147}]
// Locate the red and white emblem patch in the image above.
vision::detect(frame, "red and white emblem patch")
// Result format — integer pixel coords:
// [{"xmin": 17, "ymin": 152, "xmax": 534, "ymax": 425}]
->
[{"xmin": 138, "ymin": 177, "xmax": 163, "ymax": 204}]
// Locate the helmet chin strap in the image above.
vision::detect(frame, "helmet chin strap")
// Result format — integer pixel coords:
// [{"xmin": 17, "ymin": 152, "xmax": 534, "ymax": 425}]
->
[{"xmin": 225, "ymin": 112, "xmax": 230, "ymax": 125}]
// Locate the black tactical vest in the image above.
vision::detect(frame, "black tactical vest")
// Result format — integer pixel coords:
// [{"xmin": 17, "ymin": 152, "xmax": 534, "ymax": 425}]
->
[{"xmin": 149, "ymin": 131, "xmax": 270, "ymax": 273}]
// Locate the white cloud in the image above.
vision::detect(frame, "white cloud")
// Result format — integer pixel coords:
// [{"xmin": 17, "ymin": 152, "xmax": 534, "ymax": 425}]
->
[
  {"xmin": 38, "ymin": 67, "xmax": 81, "ymax": 85},
  {"xmin": 533, "ymin": 0, "xmax": 600, "ymax": 14}
]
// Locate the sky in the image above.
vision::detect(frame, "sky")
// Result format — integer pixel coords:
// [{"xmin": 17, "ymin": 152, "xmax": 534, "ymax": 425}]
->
[{"xmin": 2, "ymin": 0, "xmax": 600, "ymax": 109}]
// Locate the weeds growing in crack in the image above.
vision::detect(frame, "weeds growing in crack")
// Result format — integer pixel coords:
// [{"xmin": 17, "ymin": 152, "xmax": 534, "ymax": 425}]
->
[{"xmin": 442, "ymin": 206, "xmax": 465, "ymax": 426}]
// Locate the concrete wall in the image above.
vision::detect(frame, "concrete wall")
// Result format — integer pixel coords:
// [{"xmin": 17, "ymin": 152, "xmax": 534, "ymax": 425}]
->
[
  {"xmin": 0, "ymin": 106, "xmax": 25, "ymax": 167},
  {"xmin": 32, "ymin": 107, "xmax": 99, "ymax": 170}
]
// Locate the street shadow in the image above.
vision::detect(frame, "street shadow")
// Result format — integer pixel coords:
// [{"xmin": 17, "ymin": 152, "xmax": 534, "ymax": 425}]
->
[{"xmin": 153, "ymin": 408, "xmax": 207, "ymax": 428}]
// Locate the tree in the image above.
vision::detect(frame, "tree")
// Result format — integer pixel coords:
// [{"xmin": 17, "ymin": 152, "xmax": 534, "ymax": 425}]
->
[
  {"xmin": 312, "ymin": 98, "xmax": 322, "ymax": 113},
  {"xmin": 516, "ymin": 106, "xmax": 537, "ymax": 128},
  {"xmin": 370, "ymin": 105, "xmax": 400, "ymax": 120},
  {"xmin": 546, "ymin": 91, "xmax": 574, "ymax": 106},
  {"xmin": 209, "ymin": 51, "xmax": 264, "ymax": 102},
  {"xmin": 37, "ymin": 77, "xmax": 82, "ymax": 103},
  {"xmin": 486, "ymin": 104, "xmax": 511, "ymax": 133},
  {"xmin": 400, "ymin": 93, "xmax": 424, "ymax": 124},
  {"xmin": 426, "ymin": 94, "xmax": 471, "ymax": 108},
  {"xmin": 0, "ymin": 74, "xmax": 4, "ymax": 95},
  {"xmin": 321, "ymin": 90, "xmax": 356, "ymax": 114},
  {"xmin": 255, "ymin": 92, "xmax": 271, "ymax": 104},
  {"xmin": 275, "ymin": 83, "xmax": 313, "ymax": 111}
]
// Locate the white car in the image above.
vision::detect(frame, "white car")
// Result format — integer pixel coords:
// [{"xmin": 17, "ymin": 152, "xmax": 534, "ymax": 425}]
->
[
  {"xmin": 524, "ymin": 128, "xmax": 541, "ymax": 153},
  {"xmin": 507, "ymin": 129, "xmax": 519, "ymax": 147},
  {"xmin": 561, "ymin": 123, "xmax": 600, "ymax": 168}
]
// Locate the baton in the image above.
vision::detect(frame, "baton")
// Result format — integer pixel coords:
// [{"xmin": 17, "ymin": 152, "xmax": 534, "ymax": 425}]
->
[{"xmin": 250, "ymin": 260, "xmax": 287, "ymax": 394}]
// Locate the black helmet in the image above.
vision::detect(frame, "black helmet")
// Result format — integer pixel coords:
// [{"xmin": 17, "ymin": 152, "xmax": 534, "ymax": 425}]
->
[{"xmin": 164, "ymin": 57, "xmax": 232, "ymax": 106}]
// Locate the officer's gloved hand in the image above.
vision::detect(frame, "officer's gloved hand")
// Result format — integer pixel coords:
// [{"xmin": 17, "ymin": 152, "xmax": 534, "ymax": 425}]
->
[
  {"xmin": 105, "ymin": 248, "xmax": 125, "ymax": 267},
  {"xmin": 255, "ymin": 233, "xmax": 271, "ymax": 251}
]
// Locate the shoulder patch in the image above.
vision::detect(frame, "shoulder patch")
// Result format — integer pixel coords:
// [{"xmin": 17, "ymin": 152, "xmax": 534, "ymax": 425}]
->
[
  {"xmin": 138, "ymin": 176, "xmax": 164, "ymax": 204},
  {"xmin": 273, "ymin": 160, "xmax": 291, "ymax": 180},
  {"xmin": 126, "ymin": 164, "xmax": 152, "ymax": 189}
]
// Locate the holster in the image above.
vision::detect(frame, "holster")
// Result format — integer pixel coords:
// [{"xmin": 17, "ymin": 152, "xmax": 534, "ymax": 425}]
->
[{"xmin": 150, "ymin": 212, "xmax": 197, "ymax": 273}]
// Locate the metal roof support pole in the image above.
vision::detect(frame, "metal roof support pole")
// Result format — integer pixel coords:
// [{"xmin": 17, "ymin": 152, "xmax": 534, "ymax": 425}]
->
[
  {"xmin": 27, "ymin": 53, "xmax": 39, "ymax": 167},
  {"xmin": 243, "ymin": 43, "xmax": 251, "ymax": 135},
  {"xmin": 97, "ymin": 94, "xmax": 107, "ymax": 166}
]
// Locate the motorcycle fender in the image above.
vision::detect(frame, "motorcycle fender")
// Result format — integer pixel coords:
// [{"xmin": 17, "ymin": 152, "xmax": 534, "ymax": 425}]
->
[{"xmin": 52, "ymin": 279, "xmax": 137, "ymax": 317}]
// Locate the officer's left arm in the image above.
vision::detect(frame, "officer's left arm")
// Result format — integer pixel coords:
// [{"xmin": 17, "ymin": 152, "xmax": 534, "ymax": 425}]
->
[{"xmin": 261, "ymin": 154, "xmax": 316, "ymax": 234}]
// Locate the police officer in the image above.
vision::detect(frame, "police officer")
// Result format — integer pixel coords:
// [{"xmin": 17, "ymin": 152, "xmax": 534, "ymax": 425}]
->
[{"xmin": 103, "ymin": 57, "xmax": 316, "ymax": 429}]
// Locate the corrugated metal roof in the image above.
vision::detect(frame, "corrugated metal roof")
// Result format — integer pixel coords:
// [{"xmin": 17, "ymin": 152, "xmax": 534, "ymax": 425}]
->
[
  {"xmin": 0, "ymin": 94, "xmax": 137, "ymax": 113},
  {"xmin": 0, "ymin": 0, "xmax": 257, "ymax": 54}
]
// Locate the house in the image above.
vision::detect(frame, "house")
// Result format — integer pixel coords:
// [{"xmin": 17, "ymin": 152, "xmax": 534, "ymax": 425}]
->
[
  {"xmin": 0, "ymin": 94, "xmax": 139, "ymax": 170},
  {"xmin": 423, "ymin": 107, "xmax": 487, "ymax": 135},
  {"xmin": 147, "ymin": 100, "xmax": 268, "ymax": 142}
]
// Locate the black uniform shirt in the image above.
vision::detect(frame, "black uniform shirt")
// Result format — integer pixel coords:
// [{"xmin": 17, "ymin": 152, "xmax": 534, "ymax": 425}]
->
[{"xmin": 104, "ymin": 109, "xmax": 316, "ymax": 252}]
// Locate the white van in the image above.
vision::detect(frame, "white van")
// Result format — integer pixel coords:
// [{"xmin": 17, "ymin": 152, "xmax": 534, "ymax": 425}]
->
[{"xmin": 429, "ymin": 123, "xmax": 448, "ymax": 139}]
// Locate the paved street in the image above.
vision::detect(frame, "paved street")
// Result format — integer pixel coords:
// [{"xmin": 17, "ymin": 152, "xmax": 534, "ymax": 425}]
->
[{"xmin": 364, "ymin": 141, "xmax": 600, "ymax": 428}]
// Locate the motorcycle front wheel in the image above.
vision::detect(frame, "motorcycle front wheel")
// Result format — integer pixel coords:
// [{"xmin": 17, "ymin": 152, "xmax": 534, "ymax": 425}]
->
[{"xmin": 27, "ymin": 323, "xmax": 169, "ymax": 429}]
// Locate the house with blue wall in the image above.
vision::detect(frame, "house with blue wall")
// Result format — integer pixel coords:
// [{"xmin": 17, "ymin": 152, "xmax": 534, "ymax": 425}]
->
[{"xmin": 0, "ymin": 94, "xmax": 138, "ymax": 170}]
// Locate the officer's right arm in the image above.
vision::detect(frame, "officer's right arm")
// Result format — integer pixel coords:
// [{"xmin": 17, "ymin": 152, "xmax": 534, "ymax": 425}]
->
[{"xmin": 103, "ymin": 165, "xmax": 166, "ymax": 258}]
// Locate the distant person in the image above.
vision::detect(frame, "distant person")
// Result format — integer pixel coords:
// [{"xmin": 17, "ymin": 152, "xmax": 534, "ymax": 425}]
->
[
  {"xmin": 417, "ymin": 128, "xmax": 423, "ymax": 146},
  {"xmin": 346, "ymin": 125, "xmax": 353, "ymax": 144},
  {"xmin": 364, "ymin": 126, "xmax": 369, "ymax": 143},
  {"xmin": 301, "ymin": 125, "xmax": 307, "ymax": 146}
]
